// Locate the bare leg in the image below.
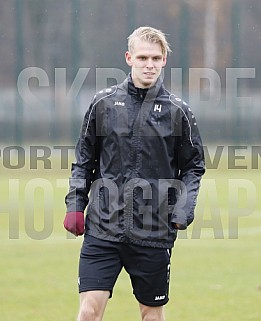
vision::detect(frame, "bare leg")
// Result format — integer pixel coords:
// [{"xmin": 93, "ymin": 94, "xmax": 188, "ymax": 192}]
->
[
  {"xmin": 77, "ymin": 290, "xmax": 110, "ymax": 321},
  {"xmin": 139, "ymin": 303, "xmax": 165, "ymax": 321}
]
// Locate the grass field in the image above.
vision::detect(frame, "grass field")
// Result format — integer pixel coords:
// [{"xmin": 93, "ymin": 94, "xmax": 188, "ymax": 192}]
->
[{"xmin": 0, "ymin": 148, "xmax": 260, "ymax": 321}]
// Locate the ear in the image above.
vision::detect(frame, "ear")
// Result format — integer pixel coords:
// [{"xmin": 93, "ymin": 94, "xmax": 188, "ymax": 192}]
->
[
  {"xmin": 162, "ymin": 56, "xmax": 167, "ymax": 67},
  {"xmin": 125, "ymin": 51, "xmax": 133, "ymax": 67}
]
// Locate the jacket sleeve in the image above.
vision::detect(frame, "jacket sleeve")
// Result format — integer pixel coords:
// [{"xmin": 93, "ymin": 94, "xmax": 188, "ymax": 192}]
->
[
  {"xmin": 171, "ymin": 104, "xmax": 205, "ymax": 229},
  {"xmin": 65, "ymin": 100, "xmax": 97, "ymax": 213}
]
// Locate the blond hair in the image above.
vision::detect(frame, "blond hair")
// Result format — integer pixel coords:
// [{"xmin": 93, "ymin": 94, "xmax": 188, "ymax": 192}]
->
[{"xmin": 127, "ymin": 26, "xmax": 172, "ymax": 57}]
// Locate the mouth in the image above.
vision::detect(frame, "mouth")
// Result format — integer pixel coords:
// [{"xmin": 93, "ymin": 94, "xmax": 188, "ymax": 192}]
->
[{"xmin": 143, "ymin": 72, "xmax": 155, "ymax": 76}]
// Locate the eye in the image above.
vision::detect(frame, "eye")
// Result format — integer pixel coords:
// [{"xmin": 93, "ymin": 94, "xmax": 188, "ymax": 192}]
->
[{"xmin": 153, "ymin": 57, "xmax": 162, "ymax": 61}]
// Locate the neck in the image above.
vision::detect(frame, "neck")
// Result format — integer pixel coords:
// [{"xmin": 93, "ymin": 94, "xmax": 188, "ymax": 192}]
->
[{"xmin": 131, "ymin": 75, "xmax": 157, "ymax": 89}]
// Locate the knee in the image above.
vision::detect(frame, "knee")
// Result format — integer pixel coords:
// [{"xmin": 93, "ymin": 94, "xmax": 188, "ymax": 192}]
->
[
  {"xmin": 77, "ymin": 291, "xmax": 109, "ymax": 321},
  {"xmin": 142, "ymin": 316, "xmax": 161, "ymax": 321},
  {"xmin": 77, "ymin": 304, "xmax": 97, "ymax": 321},
  {"xmin": 140, "ymin": 305, "xmax": 165, "ymax": 321}
]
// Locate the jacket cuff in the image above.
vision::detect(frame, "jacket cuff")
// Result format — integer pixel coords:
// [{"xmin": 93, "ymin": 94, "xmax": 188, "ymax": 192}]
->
[
  {"xmin": 66, "ymin": 204, "xmax": 85, "ymax": 213},
  {"xmin": 171, "ymin": 212, "xmax": 194, "ymax": 230}
]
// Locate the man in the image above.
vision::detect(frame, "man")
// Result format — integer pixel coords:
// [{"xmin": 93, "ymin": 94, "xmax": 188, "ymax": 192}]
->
[{"xmin": 64, "ymin": 26, "xmax": 205, "ymax": 321}]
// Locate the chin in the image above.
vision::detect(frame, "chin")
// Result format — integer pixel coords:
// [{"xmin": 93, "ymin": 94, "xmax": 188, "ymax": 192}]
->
[
  {"xmin": 142, "ymin": 79, "xmax": 156, "ymax": 87},
  {"xmin": 142, "ymin": 75, "xmax": 155, "ymax": 82}
]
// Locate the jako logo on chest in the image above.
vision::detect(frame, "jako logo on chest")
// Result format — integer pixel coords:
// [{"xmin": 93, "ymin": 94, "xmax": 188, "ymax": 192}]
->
[{"xmin": 114, "ymin": 101, "xmax": 125, "ymax": 106}]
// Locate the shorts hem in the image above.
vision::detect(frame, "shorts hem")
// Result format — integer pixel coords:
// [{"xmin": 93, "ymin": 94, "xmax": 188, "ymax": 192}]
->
[
  {"xmin": 79, "ymin": 287, "xmax": 113, "ymax": 298},
  {"xmin": 135, "ymin": 294, "xmax": 169, "ymax": 307}
]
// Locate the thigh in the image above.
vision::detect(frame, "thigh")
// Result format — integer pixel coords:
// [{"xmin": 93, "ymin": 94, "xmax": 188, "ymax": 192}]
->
[
  {"xmin": 122, "ymin": 245, "xmax": 172, "ymax": 307},
  {"xmin": 78, "ymin": 234, "xmax": 123, "ymax": 296}
]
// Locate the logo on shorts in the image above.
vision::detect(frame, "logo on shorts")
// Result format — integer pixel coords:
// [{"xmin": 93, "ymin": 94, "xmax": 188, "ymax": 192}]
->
[{"xmin": 155, "ymin": 295, "xmax": 166, "ymax": 301}]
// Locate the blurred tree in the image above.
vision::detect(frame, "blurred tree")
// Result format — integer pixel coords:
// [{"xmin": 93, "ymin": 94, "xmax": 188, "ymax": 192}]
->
[
  {"xmin": 71, "ymin": 0, "xmax": 81, "ymax": 77},
  {"xmin": 15, "ymin": 0, "xmax": 24, "ymax": 144},
  {"xmin": 179, "ymin": 0, "xmax": 190, "ymax": 91},
  {"xmin": 0, "ymin": 0, "xmax": 260, "ymax": 144},
  {"xmin": 231, "ymin": 0, "xmax": 241, "ymax": 68},
  {"xmin": 126, "ymin": 0, "xmax": 136, "ymax": 36},
  {"xmin": 71, "ymin": 0, "xmax": 81, "ymax": 141},
  {"xmin": 204, "ymin": 0, "xmax": 217, "ymax": 69},
  {"xmin": 27, "ymin": 0, "xmax": 47, "ymax": 67}
]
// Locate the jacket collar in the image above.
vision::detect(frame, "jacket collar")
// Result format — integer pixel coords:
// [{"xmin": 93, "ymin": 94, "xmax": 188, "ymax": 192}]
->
[{"xmin": 121, "ymin": 73, "xmax": 165, "ymax": 101}]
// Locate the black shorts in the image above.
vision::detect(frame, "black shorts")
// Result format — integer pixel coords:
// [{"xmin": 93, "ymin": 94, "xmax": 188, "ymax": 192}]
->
[{"xmin": 78, "ymin": 234, "xmax": 172, "ymax": 307}]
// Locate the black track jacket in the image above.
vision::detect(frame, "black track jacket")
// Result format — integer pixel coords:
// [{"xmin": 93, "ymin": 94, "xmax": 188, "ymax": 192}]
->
[{"xmin": 65, "ymin": 75, "xmax": 205, "ymax": 248}]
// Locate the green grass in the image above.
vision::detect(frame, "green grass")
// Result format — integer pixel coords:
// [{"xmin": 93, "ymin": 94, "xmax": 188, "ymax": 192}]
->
[{"xmin": 0, "ymin": 152, "xmax": 260, "ymax": 321}]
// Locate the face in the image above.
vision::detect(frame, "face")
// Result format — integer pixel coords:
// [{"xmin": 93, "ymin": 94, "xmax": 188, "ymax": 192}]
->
[{"xmin": 125, "ymin": 38, "xmax": 167, "ymax": 88}]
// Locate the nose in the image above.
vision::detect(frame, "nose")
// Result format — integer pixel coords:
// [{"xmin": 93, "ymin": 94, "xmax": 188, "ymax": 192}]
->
[{"xmin": 146, "ymin": 58, "xmax": 154, "ymax": 69}]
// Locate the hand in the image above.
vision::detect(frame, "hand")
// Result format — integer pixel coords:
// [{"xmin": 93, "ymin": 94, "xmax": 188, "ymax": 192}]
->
[
  {"xmin": 63, "ymin": 212, "xmax": 85, "ymax": 236},
  {"xmin": 172, "ymin": 223, "xmax": 186, "ymax": 230}
]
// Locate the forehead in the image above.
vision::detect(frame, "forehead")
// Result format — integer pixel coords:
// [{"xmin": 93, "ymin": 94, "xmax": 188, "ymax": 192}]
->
[{"xmin": 131, "ymin": 38, "xmax": 163, "ymax": 56}]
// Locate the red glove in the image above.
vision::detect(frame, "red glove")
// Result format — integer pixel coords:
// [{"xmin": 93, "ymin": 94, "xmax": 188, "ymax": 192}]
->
[{"xmin": 63, "ymin": 212, "xmax": 85, "ymax": 236}]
